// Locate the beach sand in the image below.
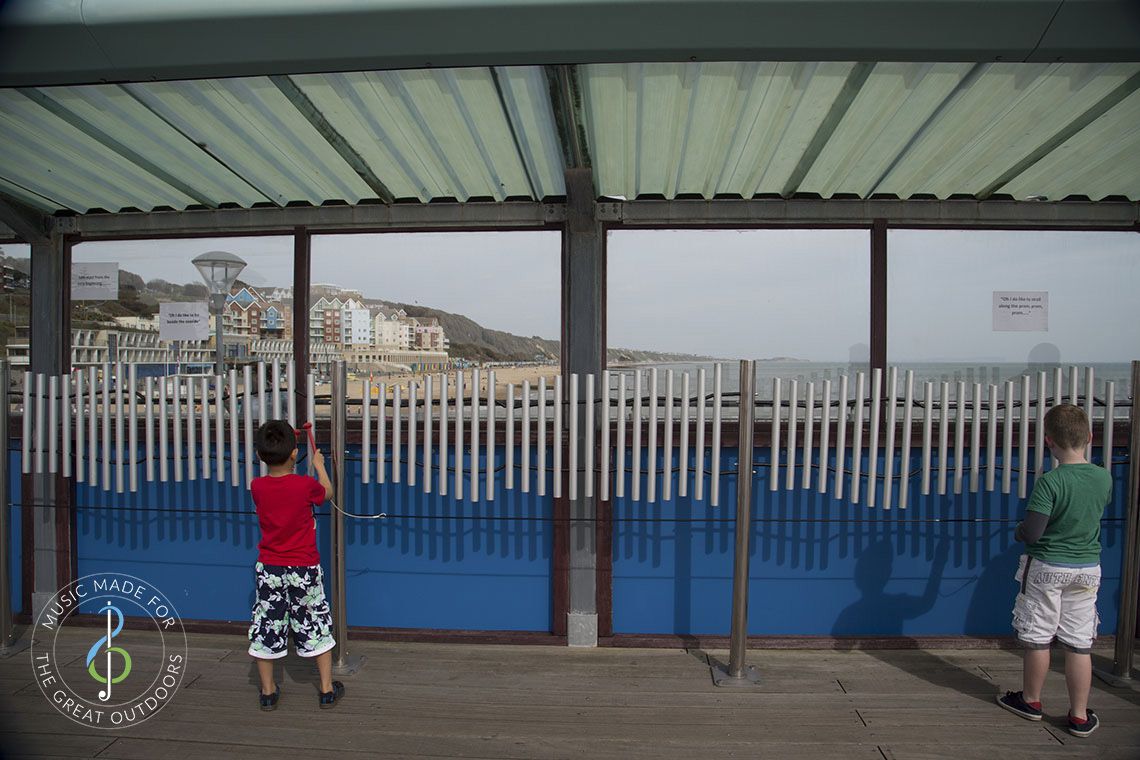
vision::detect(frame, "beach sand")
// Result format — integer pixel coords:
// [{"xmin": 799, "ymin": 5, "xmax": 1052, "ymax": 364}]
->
[{"xmin": 317, "ymin": 365, "xmax": 561, "ymax": 404}]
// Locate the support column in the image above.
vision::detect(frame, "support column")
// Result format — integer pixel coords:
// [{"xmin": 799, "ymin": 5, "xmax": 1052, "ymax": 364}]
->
[
  {"xmin": 292, "ymin": 227, "xmax": 311, "ymax": 425},
  {"xmin": 870, "ymin": 219, "xmax": 887, "ymax": 373},
  {"xmin": 562, "ymin": 168, "xmax": 603, "ymax": 647},
  {"xmin": 29, "ymin": 231, "xmax": 71, "ymax": 619}
]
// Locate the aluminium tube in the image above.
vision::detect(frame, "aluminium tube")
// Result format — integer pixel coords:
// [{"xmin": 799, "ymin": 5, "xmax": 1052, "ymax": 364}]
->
[
  {"xmin": 899, "ymin": 371, "xmax": 913, "ymax": 508},
  {"xmin": 330, "ymin": 361, "xmax": 349, "ymax": 669},
  {"xmin": 726, "ymin": 360, "xmax": 756, "ymax": 680}
]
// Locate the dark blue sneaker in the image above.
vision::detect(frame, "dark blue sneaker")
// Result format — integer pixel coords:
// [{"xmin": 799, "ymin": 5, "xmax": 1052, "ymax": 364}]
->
[
  {"xmin": 1067, "ymin": 709, "xmax": 1099, "ymax": 737},
  {"xmin": 996, "ymin": 690, "xmax": 1043, "ymax": 721},
  {"xmin": 319, "ymin": 680, "xmax": 344, "ymax": 709},
  {"xmin": 259, "ymin": 684, "xmax": 280, "ymax": 712}
]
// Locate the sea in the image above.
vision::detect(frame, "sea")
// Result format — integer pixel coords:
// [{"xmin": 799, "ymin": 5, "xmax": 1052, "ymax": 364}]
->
[{"xmin": 607, "ymin": 361, "xmax": 1133, "ymax": 415}]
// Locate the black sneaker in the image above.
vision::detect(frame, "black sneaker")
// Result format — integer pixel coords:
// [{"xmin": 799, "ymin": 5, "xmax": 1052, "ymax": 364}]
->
[
  {"xmin": 996, "ymin": 690, "xmax": 1043, "ymax": 721},
  {"xmin": 259, "ymin": 684, "xmax": 280, "ymax": 712},
  {"xmin": 319, "ymin": 680, "xmax": 344, "ymax": 709},
  {"xmin": 1067, "ymin": 709, "xmax": 1099, "ymax": 738}
]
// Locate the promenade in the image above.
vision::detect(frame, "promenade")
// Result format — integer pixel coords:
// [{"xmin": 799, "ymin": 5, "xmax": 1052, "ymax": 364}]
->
[{"xmin": 3, "ymin": 628, "xmax": 1139, "ymax": 759}]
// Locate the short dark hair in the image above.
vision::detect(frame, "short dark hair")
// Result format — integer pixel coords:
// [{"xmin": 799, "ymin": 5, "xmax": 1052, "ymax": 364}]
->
[
  {"xmin": 1044, "ymin": 404, "xmax": 1089, "ymax": 450},
  {"xmin": 255, "ymin": 420, "xmax": 296, "ymax": 466}
]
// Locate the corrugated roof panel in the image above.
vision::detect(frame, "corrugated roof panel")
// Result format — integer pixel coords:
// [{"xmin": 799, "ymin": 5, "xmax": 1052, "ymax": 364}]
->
[
  {"xmin": 492, "ymin": 66, "xmax": 565, "ymax": 199},
  {"xmin": 725, "ymin": 61, "xmax": 853, "ymax": 196},
  {"xmin": 798, "ymin": 62, "xmax": 973, "ymax": 198},
  {"xmin": 1, "ymin": 62, "xmax": 1138, "ymax": 214},
  {"xmin": 582, "ymin": 62, "xmax": 855, "ymax": 199},
  {"xmin": 1001, "ymin": 87, "xmax": 1140, "ymax": 201},
  {"xmin": 875, "ymin": 62, "xmax": 1140, "ymax": 198},
  {"xmin": 672, "ymin": 62, "xmax": 774, "ymax": 198},
  {"xmin": 0, "ymin": 88, "xmax": 196, "ymax": 212},
  {"xmin": 386, "ymin": 68, "xmax": 534, "ymax": 200},
  {"xmin": 32, "ymin": 84, "xmax": 269, "ymax": 208},
  {"xmin": 286, "ymin": 72, "xmax": 437, "ymax": 201},
  {"xmin": 0, "ymin": 175, "xmax": 65, "ymax": 213},
  {"xmin": 124, "ymin": 78, "xmax": 375, "ymax": 206},
  {"xmin": 293, "ymin": 68, "xmax": 547, "ymax": 202}
]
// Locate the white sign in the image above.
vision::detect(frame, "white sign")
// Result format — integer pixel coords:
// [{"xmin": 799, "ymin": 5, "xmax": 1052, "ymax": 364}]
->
[
  {"xmin": 159, "ymin": 302, "xmax": 210, "ymax": 341},
  {"xmin": 993, "ymin": 291, "xmax": 1048, "ymax": 332},
  {"xmin": 70, "ymin": 262, "xmax": 118, "ymax": 301}
]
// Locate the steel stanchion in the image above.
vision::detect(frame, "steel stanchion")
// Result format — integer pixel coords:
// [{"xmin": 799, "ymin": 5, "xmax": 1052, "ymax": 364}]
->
[
  {"xmin": 713, "ymin": 359, "xmax": 760, "ymax": 686},
  {"xmin": 330, "ymin": 361, "xmax": 363, "ymax": 675},
  {"xmin": 1, "ymin": 360, "xmax": 29, "ymax": 657},
  {"xmin": 1096, "ymin": 359, "xmax": 1140, "ymax": 688}
]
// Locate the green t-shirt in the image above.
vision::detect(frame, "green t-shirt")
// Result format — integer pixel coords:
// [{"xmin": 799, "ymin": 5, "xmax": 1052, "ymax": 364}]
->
[{"xmin": 1025, "ymin": 463, "xmax": 1112, "ymax": 565}]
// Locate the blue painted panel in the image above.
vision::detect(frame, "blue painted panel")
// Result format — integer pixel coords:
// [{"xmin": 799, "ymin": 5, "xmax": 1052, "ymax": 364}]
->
[
  {"xmin": 8, "ymin": 447, "xmax": 22, "ymax": 613},
  {"xmin": 613, "ymin": 446, "xmax": 1128, "ymax": 637},
  {"xmin": 74, "ymin": 445, "xmax": 552, "ymax": 631},
  {"xmin": 339, "ymin": 446, "xmax": 553, "ymax": 631}
]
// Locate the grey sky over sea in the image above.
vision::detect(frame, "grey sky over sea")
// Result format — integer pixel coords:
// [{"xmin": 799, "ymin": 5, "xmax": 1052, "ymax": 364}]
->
[{"xmin": 4, "ymin": 228, "xmax": 1139, "ymax": 364}]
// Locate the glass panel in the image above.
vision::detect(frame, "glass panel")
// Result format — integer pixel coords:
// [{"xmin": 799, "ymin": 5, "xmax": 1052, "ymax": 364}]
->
[
  {"xmin": 70, "ymin": 237, "xmax": 293, "ymax": 375},
  {"xmin": 0, "ymin": 242, "xmax": 30, "ymax": 369},
  {"xmin": 887, "ymin": 229, "xmax": 1140, "ymax": 396},
  {"xmin": 308, "ymin": 231, "xmax": 561, "ymax": 412},
  {"xmin": 607, "ymin": 228, "xmax": 871, "ymax": 402}
]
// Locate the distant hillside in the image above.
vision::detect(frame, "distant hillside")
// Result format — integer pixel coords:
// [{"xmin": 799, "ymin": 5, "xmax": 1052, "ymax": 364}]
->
[
  {"xmin": 384, "ymin": 300, "xmax": 710, "ymax": 365},
  {"xmin": 0, "ymin": 254, "xmax": 710, "ymax": 363}
]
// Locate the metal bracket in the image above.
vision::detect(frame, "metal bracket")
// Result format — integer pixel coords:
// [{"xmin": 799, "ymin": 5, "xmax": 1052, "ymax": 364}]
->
[
  {"xmin": 595, "ymin": 201, "xmax": 623, "ymax": 222},
  {"xmin": 543, "ymin": 203, "xmax": 567, "ymax": 223},
  {"xmin": 711, "ymin": 663, "xmax": 762, "ymax": 687},
  {"xmin": 0, "ymin": 636, "xmax": 31, "ymax": 658},
  {"xmin": 1093, "ymin": 668, "xmax": 1140, "ymax": 691},
  {"xmin": 332, "ymin": 653, "xmax": 366, "ymax": 676}
]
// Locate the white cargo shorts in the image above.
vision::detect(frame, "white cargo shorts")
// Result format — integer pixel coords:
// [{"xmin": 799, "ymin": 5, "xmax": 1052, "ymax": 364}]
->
[{"xmin": 1011, "ymin": 554, "xmax": 1101, "ymax": 653}]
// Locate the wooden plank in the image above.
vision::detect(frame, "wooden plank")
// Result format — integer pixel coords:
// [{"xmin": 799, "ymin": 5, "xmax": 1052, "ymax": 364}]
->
[
  {"xmin": 5, "ymin": 631, "xmax": 1140, "ymax": 760},
  {"xmin": 0, "ymin": 731, "xmax": 115, "ymax": 757}
]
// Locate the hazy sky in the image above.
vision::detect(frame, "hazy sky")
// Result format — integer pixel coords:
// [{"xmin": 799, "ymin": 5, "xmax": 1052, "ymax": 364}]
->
[{"xmin": 4, "ymin": 228, "xmax": 1139, "ymax": 361}]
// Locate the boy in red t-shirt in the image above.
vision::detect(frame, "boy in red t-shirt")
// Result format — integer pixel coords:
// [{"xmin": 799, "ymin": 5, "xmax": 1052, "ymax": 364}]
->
[{"xmin": 247, "ymin": 420, "xmax": 344, "ymax": 710}]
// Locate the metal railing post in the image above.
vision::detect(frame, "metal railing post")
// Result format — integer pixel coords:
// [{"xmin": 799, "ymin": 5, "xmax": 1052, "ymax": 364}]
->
[
  {"xmin": 1114, "ymin": 361, "xmax": 1140, "ymax": 678},
  {"xmin": 329, "ymin": 360, "xmax": 363, "ymax": 674},
  {"xmin": 714, "ymin": 359, "xmax": 760, "ymax": 686},
  {"xmin": 0, "ymin": 361, "xmax": 12, "ymax": 651}
]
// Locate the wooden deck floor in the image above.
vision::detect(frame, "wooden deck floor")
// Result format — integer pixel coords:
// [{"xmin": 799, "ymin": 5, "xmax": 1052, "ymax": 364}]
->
[{"xmin": 2, "ymin": 629, "xmax": 1139, "ymax": 759}]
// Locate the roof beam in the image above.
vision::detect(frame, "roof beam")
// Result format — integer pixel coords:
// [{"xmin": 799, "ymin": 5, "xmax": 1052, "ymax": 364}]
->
[
  {"xmin": 978, "ymin": 69, "xmax": 1140, "ymax": 200},
  {"xmin": 49, "ymin": 197, "xmax": 1140, "ymax": 240},
  {"xmin": 490, "ymin": 67, "xmax": 541, "ymax": 200},
  {"xmin": 3, "ymin": 1, "xmax": 1138, "ymax": 87},
  {"xmin": 601, "ymin": 198, "xmax": 1140, "ymax": 228},
  {"xmin": 546, "ymin": 65, "xmax": 590, "ymax": 169},
  {"xmin": 15, "ymin": 87, "xmax": 222, "ymax": 209},
  {"xmin": 270, "ymin": 75, "xmax": 396, "ymax": 204},
  {"xmin": 0, "ymin": 192, "xmax": 50, "ymax": 243},
  {"xmin": 58, "ymin": 201, "xmax": 567, "ymax": 238},
  {"xmin": 780, "ymin": 63, "xmax": 874, "ymax": 197}
]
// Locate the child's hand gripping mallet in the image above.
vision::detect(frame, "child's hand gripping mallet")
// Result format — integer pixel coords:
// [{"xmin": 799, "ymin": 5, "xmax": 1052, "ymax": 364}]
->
[{"xmin": 302, "ymin": 421, "xmax": 317, "ymax": 475}]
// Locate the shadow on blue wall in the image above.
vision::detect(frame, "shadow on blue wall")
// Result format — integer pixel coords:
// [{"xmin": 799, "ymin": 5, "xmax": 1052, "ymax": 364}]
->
[
  {"xmin": 832, "ymin": 538, "xmax": 950, "ymax": 635},
  {"xmin": 613, "ymin": 447, "xmax": 1127, "ymax": 637}
]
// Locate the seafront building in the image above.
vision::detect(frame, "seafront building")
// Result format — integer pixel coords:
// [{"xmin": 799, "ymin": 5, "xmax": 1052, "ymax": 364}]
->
[{"xmin": 4, "ymin": 281, "xmax": 449, "ymax": 372}]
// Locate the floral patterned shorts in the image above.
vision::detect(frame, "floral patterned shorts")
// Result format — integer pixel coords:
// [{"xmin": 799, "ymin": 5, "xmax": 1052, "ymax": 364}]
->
[{"xmin": 248, "ymin": 562, "xmax": 336, "ymax": 660}]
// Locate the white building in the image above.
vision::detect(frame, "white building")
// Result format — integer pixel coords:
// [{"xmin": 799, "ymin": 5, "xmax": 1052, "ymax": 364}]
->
[
  {"xmin": 342, "ymin": 298, "xmax": 372, "ymax": 346},
  {"xmin": 372, "ymin": 307, "xmax": 411, "ymax": 349}
]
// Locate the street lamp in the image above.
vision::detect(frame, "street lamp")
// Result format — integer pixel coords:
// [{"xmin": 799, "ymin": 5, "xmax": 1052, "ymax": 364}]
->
[{"xmin": 192, "ymin": 251, "xmax": 246, "ymax": 376}]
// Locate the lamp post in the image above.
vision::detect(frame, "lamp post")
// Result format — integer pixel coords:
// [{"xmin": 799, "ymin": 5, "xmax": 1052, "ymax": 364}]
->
[{"xmin": 192, "ymin": 251, "xmax": 246, "ymax": 377}]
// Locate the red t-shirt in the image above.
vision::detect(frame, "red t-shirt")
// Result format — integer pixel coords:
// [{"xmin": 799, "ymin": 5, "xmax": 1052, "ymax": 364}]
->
[{"xmin": 251, "ymin": 474, "xmax": 327, "ymax": 566}]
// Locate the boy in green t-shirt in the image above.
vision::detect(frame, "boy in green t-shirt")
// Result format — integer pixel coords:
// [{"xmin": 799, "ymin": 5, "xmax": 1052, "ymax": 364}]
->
[{"xmin": 997, "ymin": 404, "xmax": 1112, "ymax": 738}]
